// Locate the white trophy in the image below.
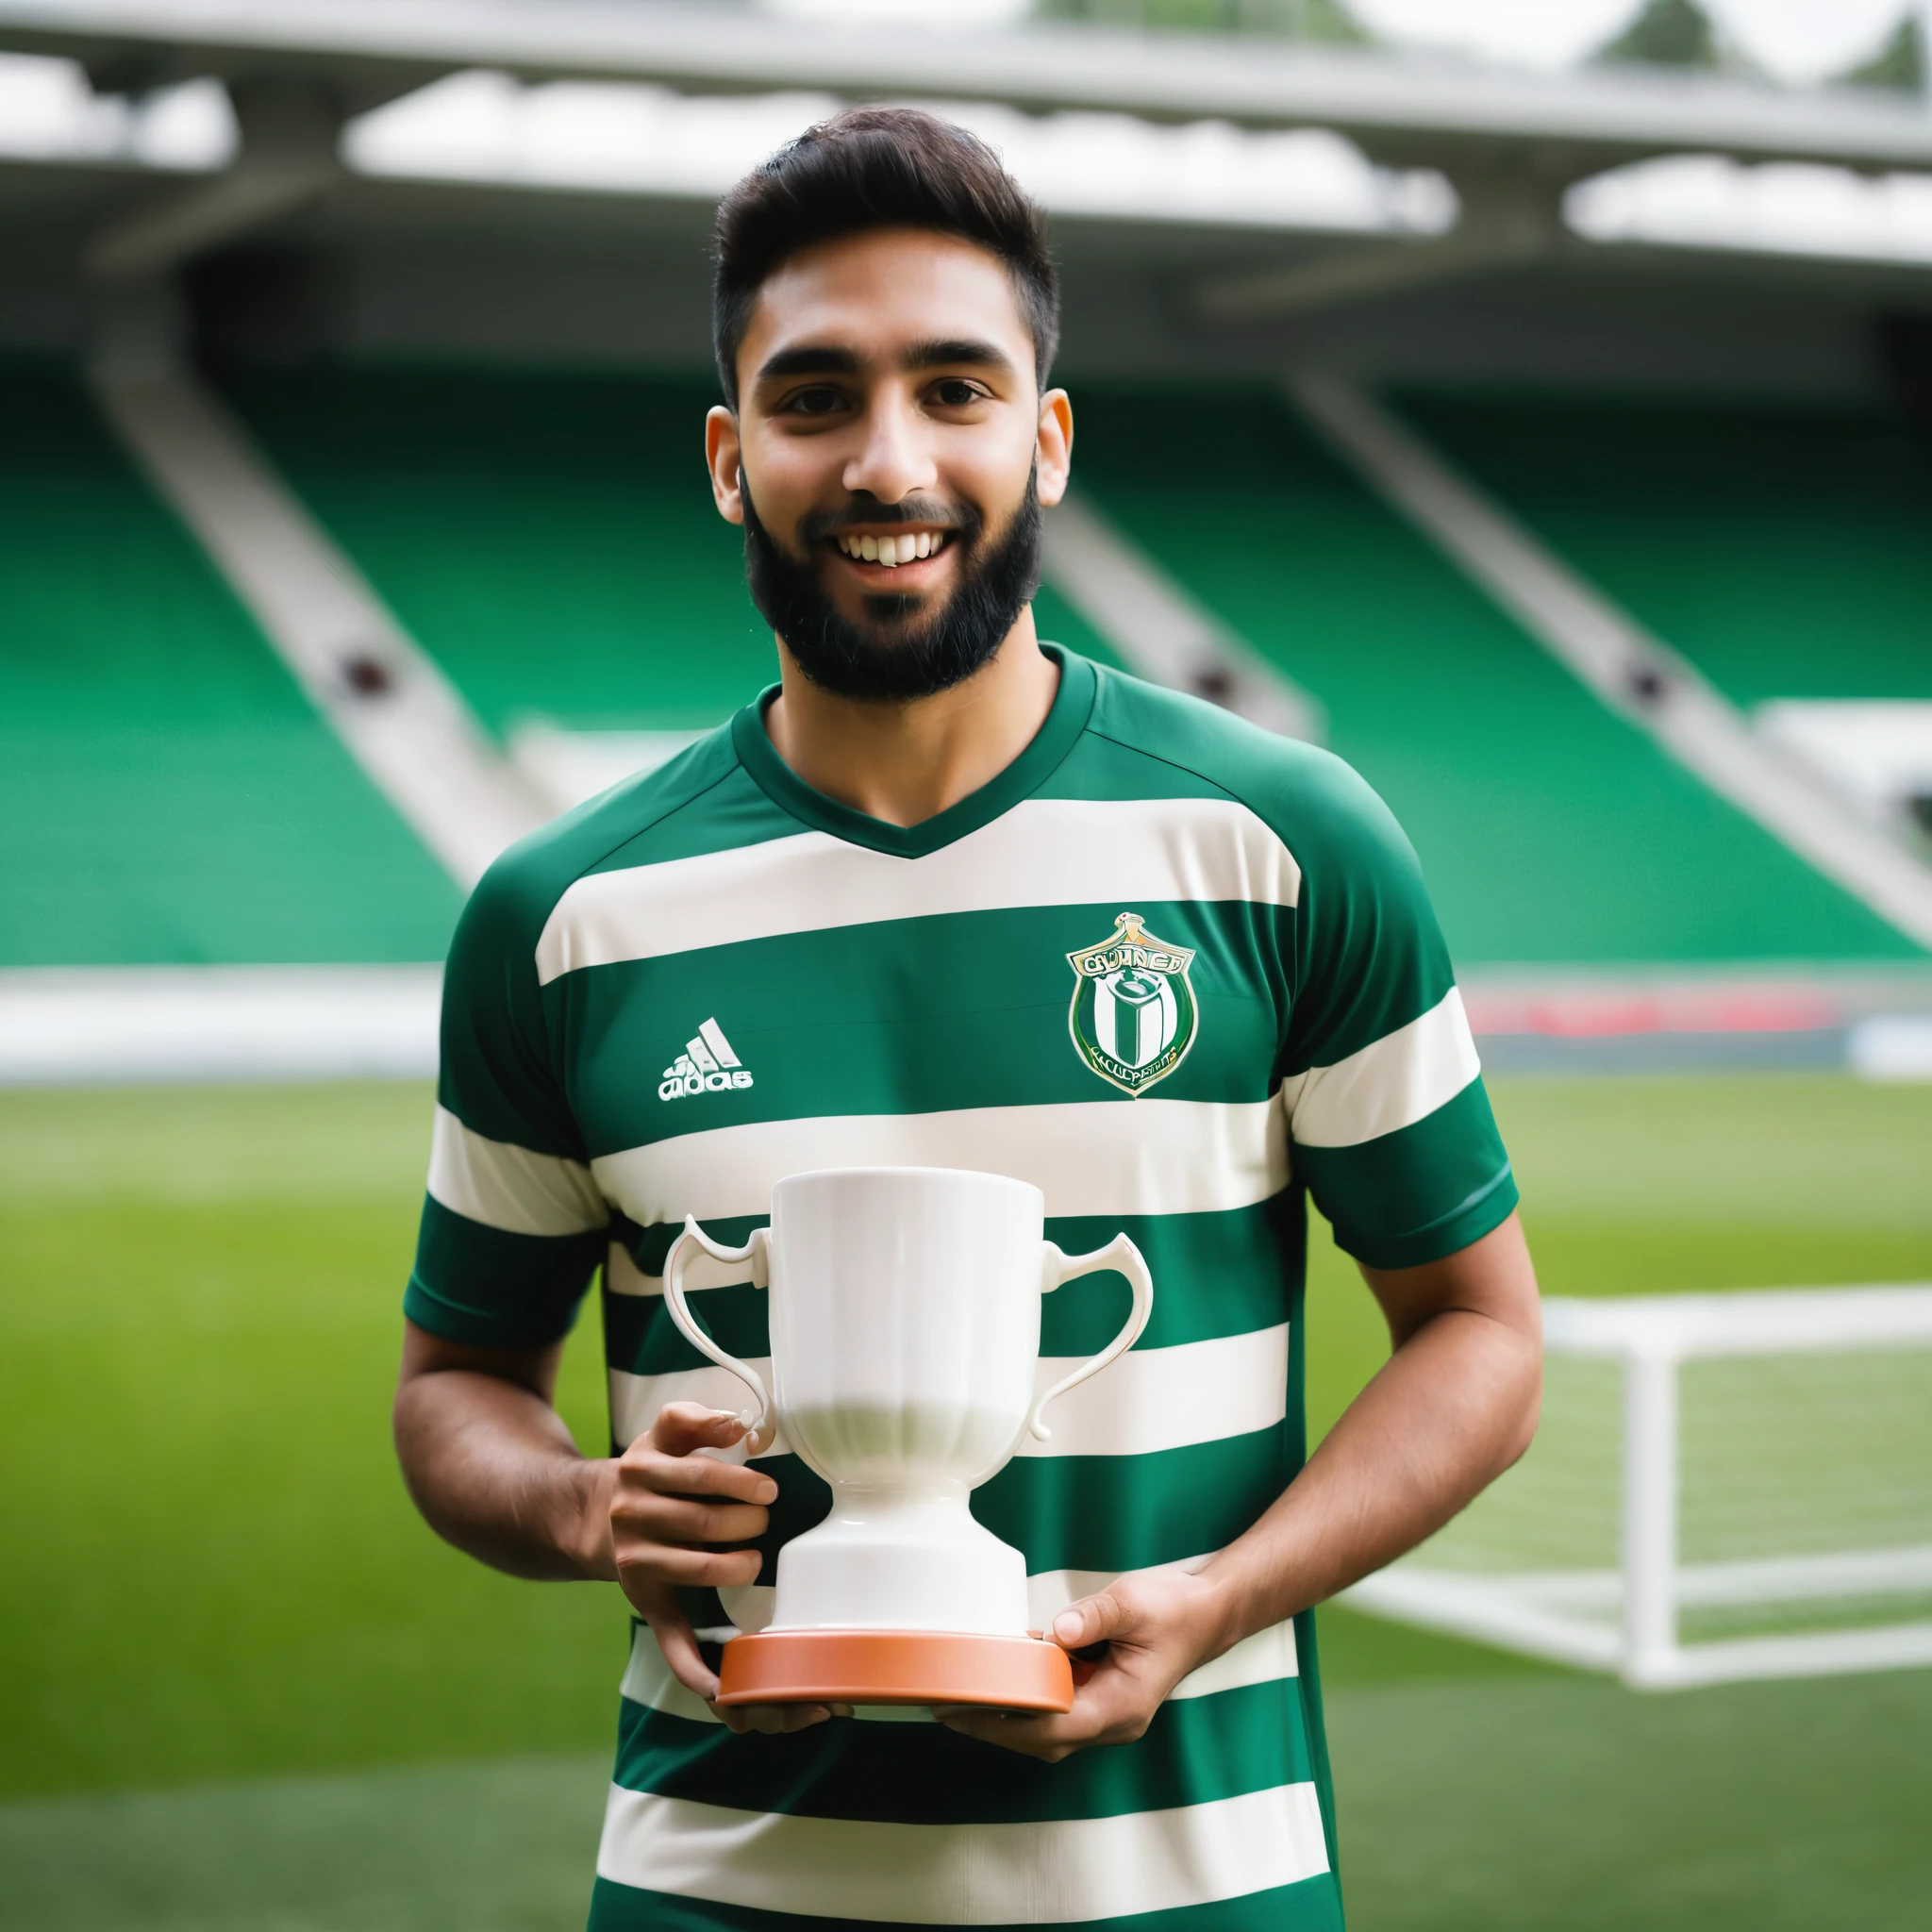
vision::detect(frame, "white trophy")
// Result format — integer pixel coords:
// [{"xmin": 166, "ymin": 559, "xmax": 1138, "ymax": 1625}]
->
[{"xmin": 662, "ymin": 1166, "xmax": 1153, "ymax": 1710}]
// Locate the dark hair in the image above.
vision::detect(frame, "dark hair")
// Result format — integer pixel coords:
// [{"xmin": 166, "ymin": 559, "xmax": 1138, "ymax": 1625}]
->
[{"xmin": 712, "ymin": 107, "xmax": 1059, "ymax": 408}]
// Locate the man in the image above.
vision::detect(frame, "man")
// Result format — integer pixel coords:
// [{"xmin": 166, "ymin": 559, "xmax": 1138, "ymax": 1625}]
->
[{"xmin": 395, "ymin": 108, "xmax": 1541, "ymax": 1931}]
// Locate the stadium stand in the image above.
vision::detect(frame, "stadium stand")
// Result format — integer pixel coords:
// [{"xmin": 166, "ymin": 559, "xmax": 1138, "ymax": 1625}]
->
[
  {"xmin": 1388, "ymin": 390, "xmax": 1932, "ymax": 709},
  {"xmin": 0, "ymin": 354, "xmax": 461, "ymax": 969},
  {"xmin": 217, "ymin": 363, "xmax": 775, "ymax": 736},
  {"xmin": 72, "ymin": 355, "xmax": 1918, "ymax": 974},
  {"xmin": 1067, "ymin": 378, "xmax": 1927, "ymax": 966}
]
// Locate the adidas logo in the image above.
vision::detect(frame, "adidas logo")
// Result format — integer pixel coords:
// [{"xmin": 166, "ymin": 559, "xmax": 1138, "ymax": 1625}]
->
[{"xmin": 658, "ymin": 1018, "xmax": 754, "ymax": 1102}]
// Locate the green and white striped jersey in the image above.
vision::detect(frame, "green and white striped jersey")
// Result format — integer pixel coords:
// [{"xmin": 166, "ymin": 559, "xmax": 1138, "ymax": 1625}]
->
[{"xmin": 408, "ymin": 647, "xmax": 1516, "ymax": 1932}]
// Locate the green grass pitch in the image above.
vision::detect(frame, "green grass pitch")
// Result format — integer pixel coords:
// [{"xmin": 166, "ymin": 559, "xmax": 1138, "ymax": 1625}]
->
[{"xmin": 3, "ymin": 1074, "xmax": 1929, "ymax": 1929}]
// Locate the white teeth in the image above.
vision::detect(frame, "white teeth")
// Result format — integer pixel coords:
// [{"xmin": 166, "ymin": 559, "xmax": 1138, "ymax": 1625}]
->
[{"xmin": 837, "ymin": 531, "xmax": 947, "ymax": 564}]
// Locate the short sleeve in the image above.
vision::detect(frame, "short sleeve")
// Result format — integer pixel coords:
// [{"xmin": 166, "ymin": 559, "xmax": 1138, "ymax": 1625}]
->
[
  {"xmin": 405, "ymin": 857, "xmax": 609, "ymax": 1350},
  {"xmin": 1274, "ymin": 757, "xmax": 1517, "ymax": 1271}
]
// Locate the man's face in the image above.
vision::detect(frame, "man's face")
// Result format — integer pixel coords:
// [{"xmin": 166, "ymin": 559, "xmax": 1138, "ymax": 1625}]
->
[{"xmin": 707, "ymin": 226, "xmax": 1072, "ymax": 699}]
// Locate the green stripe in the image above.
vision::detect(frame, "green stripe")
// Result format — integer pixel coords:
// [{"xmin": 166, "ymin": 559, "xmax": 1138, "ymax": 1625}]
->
[
  {"xmin": 974, "ymin": 1428, "xmax": 1294, "ymax": 1575},
  {"xmin": 404, "ymin": 1195, "xmax": 602, "ymax": 1349},
  {"xmin": 588, "ymin": 1871, "xmax": 1344, "ymax": 1932},
  {"xmin": 613, "ymin": 1677, "xmax": 1315, "ymax": 1820},
  {"xmin": 672, "ymin": 1425, "xmax": 1291, "ymax": 1587},
  {"xmin": 568, "ymin": 899, "xmax": 1288, "ymax": 1158},
  {"xmin": 1294, "ymin": 1077, "xmax": 1517, "ymax": 1270},
  {"xmin": 605, "ymin": 1197, "xmax": 1306, "ymax": 1371}
]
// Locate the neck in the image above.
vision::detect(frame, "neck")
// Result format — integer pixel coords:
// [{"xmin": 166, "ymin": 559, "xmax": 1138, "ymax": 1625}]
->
[{"xmin": 763, "ymin": 608, "xmax": 1059, "ymax": 828}]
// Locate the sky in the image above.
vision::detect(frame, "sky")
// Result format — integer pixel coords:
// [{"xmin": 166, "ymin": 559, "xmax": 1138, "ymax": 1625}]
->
[{"xmin": 1346, "ymin": 0, "xmax": 1922, "ymax": 83}]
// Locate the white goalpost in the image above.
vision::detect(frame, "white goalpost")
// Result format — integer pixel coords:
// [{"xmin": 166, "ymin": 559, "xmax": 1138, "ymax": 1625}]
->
[{"xmin": 1343, "ymin": 1285, "xmax": 1932, "ymax": 1689}]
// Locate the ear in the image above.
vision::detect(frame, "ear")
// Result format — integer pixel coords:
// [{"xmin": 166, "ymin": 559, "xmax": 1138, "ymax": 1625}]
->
[
  {"xmin": 706, "ymin": 406, "xmax": 745, "ymax": 525},
  {"xmin": 1035, "ymin": 389, "xmax": 1074, "ymax": 510}
]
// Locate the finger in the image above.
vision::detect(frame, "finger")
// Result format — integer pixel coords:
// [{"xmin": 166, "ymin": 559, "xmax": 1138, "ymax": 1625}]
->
[
  {"xmin": 615, "ymin": 1542, "xmax": 763, "ymax": 1593},
  {"xmin": 934, "ymin": 1653, "xmax": 1157, "ymax": 1759},
  {"xmin": 932, "ymin": 1706, "xmax": 1096, "ymax": 1761},
  {"xmin": 646, "ymin": 1403, "xmax": 758, "ymax": 1458},
  {"xmin": 1051, "ymin": 1588, "xmax": 1125, "ymax": 1653},
  {"xmin": 610, "ymin": 1492, "xmax": 771, "ymax": 1545},
  {"xmin": 717, "ymin": 1701, "xmax": 836, "ymax": 1735},
  {"xmin": 645, "ymin": 1606, "xmax": 721, "ymax": 1703},
  {"xmin": 621, "ymin": 1444, "xmax": 779, "ymax": 1506}
]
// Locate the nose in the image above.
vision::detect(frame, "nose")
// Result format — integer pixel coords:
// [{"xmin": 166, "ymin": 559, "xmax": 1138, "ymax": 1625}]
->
[{"xmin": 842, "ymin": 386, "xmax": 937, "ymax": 507}]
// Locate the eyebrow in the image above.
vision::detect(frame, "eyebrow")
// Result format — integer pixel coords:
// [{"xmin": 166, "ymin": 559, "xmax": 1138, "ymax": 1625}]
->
[
  {"xmin": 754, "ymin": 337, "xmax": 1017, "ymax": 387},
  {"xmin": 756, "ymin": 343, "xmax": 860, "ymax": 383},
  {"xmin": 904, "ymin": 338, "xmax": 1014, "ymax": 375}
]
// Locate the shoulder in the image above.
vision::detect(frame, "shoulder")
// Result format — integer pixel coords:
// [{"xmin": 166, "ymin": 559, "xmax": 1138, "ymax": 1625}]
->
[
  {"xmin": 453, "ymin": 724, "xmax": 745, "ymax": 968},
  {"xmin": 1082, "ymin": 663, "xmax": 1419, "ymax": 884}
]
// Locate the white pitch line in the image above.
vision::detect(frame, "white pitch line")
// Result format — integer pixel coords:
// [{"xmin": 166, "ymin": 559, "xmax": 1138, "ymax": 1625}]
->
[
  {"xmin": 1041, "ymin": 489, "xmax": 1324, "ymax": 742},
  {"xmin": 0, "ymin": 964, "xmax": 441, "ymax": 1084},
  {"xmin": 92, "ymin": 368, "xmax": 549, "ymax": 888},
  {"xmin": 1288, "ymin": 371, "xmax": 1932, "ymax": 954}
]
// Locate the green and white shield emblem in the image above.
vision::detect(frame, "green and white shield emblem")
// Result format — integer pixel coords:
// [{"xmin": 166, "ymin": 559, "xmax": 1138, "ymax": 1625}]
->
[{"xmin": 1066, "ymin": 911, "xmax": 1199, "ymax": 1097}]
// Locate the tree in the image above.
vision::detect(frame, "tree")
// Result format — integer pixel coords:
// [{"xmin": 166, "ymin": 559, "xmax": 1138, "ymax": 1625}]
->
[
  {"xmin": 1592, "ymin": 0, "xmax": 1722, "ymax": 71},
  {"xmin": 1840, "ymin": 12, "xmax": 1926, "ymax": 93}
]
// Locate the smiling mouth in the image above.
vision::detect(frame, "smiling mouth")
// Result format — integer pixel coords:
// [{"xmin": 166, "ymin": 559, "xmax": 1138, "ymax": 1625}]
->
[{"xmin": 829, "ymin": 529, "xmax": 953, "ymax": 569}]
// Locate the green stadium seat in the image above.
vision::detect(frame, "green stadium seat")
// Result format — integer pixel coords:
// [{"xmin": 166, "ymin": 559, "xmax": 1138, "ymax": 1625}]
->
[
  {"xmin": 0, "ymin": 356, "xmax": 460, "ymax": 969},
  {"xmin": 1390, "ymin": 389, "xmax": 1932, "ymax": 707},
  {"xmin": 1063, "ymin": 380, "xmax": 1924, "ymax": 966},
  {"xmin": 217, "ymin": 363, "xmax": 1924, "ymax": 967}
]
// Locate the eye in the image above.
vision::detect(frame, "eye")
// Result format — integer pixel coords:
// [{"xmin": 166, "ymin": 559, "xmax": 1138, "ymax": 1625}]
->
[
  {"xmin": 930, "ymin": 378, "xmax": 987, "ymax": 408},
  {"xmin": 781, "ymin": 385, "xmax": 848, "ymax": 417}
]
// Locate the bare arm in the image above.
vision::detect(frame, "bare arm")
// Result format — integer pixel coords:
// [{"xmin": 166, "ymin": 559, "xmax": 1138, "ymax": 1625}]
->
[
  {"xmin": 392, "ymin": 1321, "xmax": 831, "ymax": 1734},
  {"xmin": 391, "ymin": 1322, "xmax": 610, "ymax": 1580},
  {"xmin": 940, "ymin": 1211, "xmax": 1541, "ymax": 1758}
]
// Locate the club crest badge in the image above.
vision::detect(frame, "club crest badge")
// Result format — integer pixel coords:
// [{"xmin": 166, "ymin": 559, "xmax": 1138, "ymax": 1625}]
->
[{"xmin": 1066, "ymin": 911, "xmax": 1199, "ymax": 1097}]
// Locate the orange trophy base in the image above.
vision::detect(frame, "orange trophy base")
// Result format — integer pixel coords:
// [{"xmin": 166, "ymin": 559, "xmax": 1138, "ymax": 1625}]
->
[{"xmin": 715, "ymin": 1628, "xmax": 1074, "ymax": 1712}]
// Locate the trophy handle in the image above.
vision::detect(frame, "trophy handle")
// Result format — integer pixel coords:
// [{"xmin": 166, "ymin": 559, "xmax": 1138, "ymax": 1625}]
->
[
  {"xmin": 1027, "ymin": 1234, "xmax": 1154, "ymax": 1441},
  {"xmin": 660, "ymin": 1216, "xmax": 776, "ymax": 1456}
]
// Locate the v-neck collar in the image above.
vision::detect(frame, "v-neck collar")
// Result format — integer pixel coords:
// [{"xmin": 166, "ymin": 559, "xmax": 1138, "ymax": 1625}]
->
[{"xmin": 731, "ymin": 645, "xmax": 1095, "ymax": 859}]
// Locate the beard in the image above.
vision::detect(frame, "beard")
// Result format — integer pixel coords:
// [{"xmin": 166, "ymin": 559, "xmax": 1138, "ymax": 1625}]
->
[{"xmin": 741, "ymin": 471, "xmax": 1042, "ymax": 703}]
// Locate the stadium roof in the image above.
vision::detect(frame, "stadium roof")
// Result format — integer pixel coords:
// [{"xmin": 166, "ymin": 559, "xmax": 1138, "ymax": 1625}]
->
[{"xmin": 5, "ymin": 0, "xmax": 1932, "ymax": 175}]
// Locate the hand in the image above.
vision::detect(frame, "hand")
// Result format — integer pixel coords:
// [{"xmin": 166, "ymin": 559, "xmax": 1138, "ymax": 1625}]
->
[
  {"xmin": 610, "ymin": 1402, "xmax": 841, "ymax": 1735},
  {"xmin": 934, "ymin": 1566, "xmax": 1233, "ymax": 1761}
]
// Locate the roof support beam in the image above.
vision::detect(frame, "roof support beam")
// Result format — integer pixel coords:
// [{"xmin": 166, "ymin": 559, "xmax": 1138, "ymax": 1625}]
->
[
  {"xmin": 1195, "ymin": 168, "xmax": 1567, "ymax": 323},
  {"xmin": 85, "ymin": 76, "xmax": 341, "ymax": 283}
]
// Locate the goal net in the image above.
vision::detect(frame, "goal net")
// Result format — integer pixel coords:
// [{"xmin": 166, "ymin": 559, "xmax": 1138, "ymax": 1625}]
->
[{"xmin": 1343, "ymin": 1286, "xmax": 1932, "ymax": 1688}]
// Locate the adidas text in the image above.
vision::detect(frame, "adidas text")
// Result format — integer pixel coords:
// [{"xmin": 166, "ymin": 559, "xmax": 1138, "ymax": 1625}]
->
[{"xmin": 659, "ymin": 1017, "xmax": 754, "ymax": 1102}]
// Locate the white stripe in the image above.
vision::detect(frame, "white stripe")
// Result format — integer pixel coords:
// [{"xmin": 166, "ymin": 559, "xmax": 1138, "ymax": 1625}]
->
[
  {"xmin": 1281, "ymin": 987, "xmax": 1479, "ymax": 1149},
  {"xmin": 1291, "ymin": 372, "xmax": 1932, "ymax": 953},
  {"xmin": 1012, "ymin": 1324, "xmax": 1289, "ymax": 1457},
  {"xmin": 535, "ymin": 796, "xmax": 1300, "ymax": 983},
  {"xmin": 595, "ymin": 1780, "xmax": 1329, "ymax": 1920},
  {"xmin": 591, "ymin": 1097, "xmax": 1288, "ymax": 1225},
  {"xmin": 1174, "ymin": 1621, "xmax": 1301, "ymax": 1698},
  {"xmin": 426, "ymin": 1104, "xmax": 607, "ymax": 1236},
  {"xmin": 608, "ymin": 1324, "xmax": 1287, "ymax": 1460},
  {"xmin": 605, "ymin": 1240, "xmax": 754, "ymax": 1298}
]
